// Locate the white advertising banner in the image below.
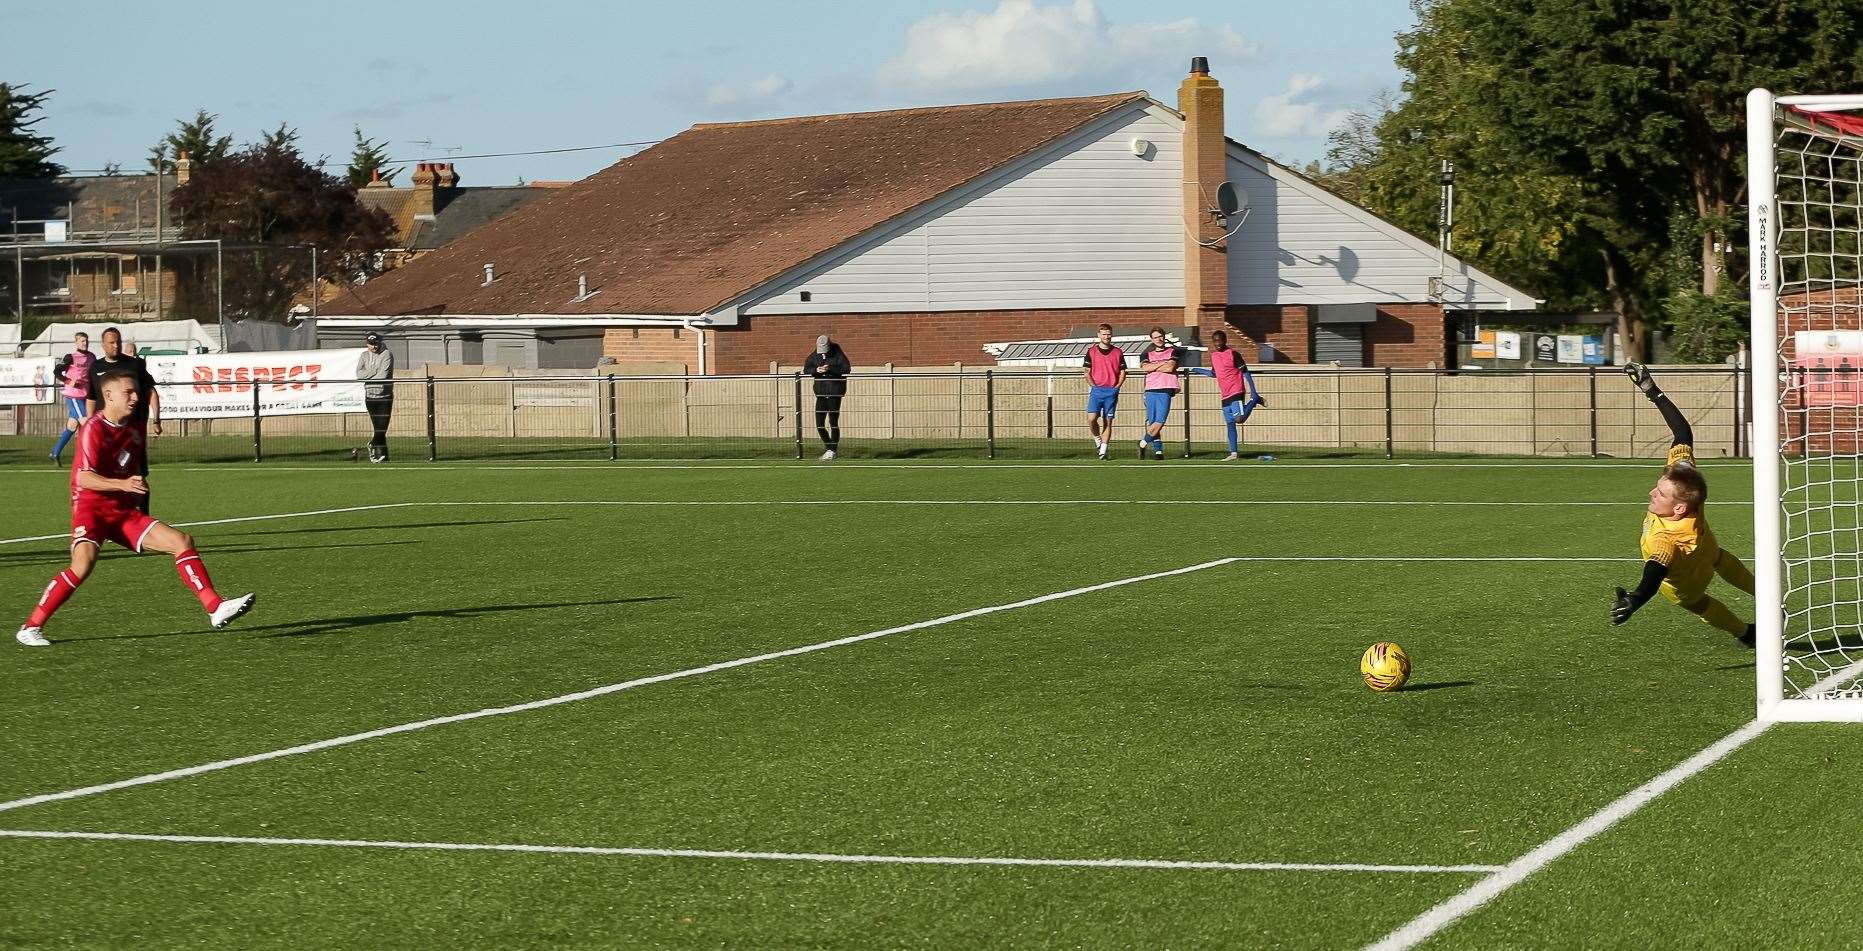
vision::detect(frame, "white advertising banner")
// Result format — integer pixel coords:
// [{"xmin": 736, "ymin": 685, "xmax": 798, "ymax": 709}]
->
[
  {"xmin": 145, "ymin": 349, "xmax": 367, "ymax": 419},
  {"xmin": 0, "ymin": 357, "xmax": 58, "ymax": 405}
]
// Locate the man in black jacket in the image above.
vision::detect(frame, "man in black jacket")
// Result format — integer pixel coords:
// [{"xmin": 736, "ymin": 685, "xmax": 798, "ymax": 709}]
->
[{"xmin": 803, "ymin": 335, "xmax": 850, "ymax": 460}]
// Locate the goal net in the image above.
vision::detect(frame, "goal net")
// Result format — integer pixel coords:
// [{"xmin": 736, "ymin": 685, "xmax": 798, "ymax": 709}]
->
[{"xmin": 1750, "ymin": 89, "xmax": 1863, "ymax": 720}]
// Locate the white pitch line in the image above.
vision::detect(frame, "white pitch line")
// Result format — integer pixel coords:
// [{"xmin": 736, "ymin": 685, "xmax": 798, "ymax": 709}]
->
[
  {"xmin": 0, "ymin": 499, "xmax": 411, "ymax": 544},
  {"xmin": 0, "ymin": 557, "xmax": 1240, "ymax": 816},
  {"xmin": 1363, "ymin": 658, "xmax": 1863, "ymax": 951},
  {"xmin": 0, "ymin": 829, "xmax": 1503, "ymax": 875},
  {"xmin": 0, "ymin": 497, "xmax": 1699, "ymax": 547},
  {"xmin": 158, "ymin": 461, "xmax": 1745, "ymax": 472}
]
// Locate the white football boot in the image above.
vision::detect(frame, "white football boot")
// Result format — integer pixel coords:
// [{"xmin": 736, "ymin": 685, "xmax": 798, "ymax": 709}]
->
[
  {"xmin": 210, "ymin": 593, "xmax": 256, "ymax": 630},
  {"xmin": 16, "ymin": 627, "xmax": 50, "ymax": 647}
]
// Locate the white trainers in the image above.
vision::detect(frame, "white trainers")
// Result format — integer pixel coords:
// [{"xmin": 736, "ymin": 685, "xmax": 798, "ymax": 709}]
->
[
  {"xmin": 820, "ymin": 449, "xmax": 837, "ymax": 461},
  {"xmin": 210, "ymin": 593, "xmax": 256, "ymax": 630},
  {"xmin": 16, "ymin": 626, "xmax": 49, "ymax": 647},
  {"xmin": 1224, "ymin": 452, "xmax": 1240, "ymax": 461}
]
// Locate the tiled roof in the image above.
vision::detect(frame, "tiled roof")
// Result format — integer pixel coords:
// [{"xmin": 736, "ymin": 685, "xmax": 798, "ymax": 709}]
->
[
  {"xmin": 324, "ymin": 92, "xmax": 1149, "ymax": 317},
  {"xmin": 0, "ymin": 174, "xmax": 177, "ymax": 236}
]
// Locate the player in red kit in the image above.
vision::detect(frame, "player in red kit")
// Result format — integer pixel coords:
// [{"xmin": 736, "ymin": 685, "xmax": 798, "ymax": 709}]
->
[{"xmin": 16, "ymin": 374, "xmax": 254, "ymax": 647}]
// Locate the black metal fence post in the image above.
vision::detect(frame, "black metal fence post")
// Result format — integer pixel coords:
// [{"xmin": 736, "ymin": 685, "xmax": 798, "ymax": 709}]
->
[
  {"xmin": 1181, "ymin": 369, "xmax": 1193, "ymax": 458},
  {"xmin": 1384, "ymin": 366, "xmax": 1395, "ymax": 460},
  {"xmin": 251, "ymin": 384, "xmax": 262, "ymax": 463},
  {"xmin": 1588, "ymin": 365, "xmax": 1599, "ymax": 458},
  {"xmin": 606, "ymin": 374, "xmax": 618, "ymax": 462},
  {"xmin": 985, "ymin": 369, "xmax": 996, "ymax": 460},
  {"xmin": 793, "ymin": 372, "xmax": 804, "ymax": 460},
  {"xmin": 424, "ymin": 375, "xmax": 437, "ymax": 462}
]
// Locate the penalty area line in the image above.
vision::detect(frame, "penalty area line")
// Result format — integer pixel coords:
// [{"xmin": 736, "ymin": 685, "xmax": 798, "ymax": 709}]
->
[
  {"xmin": 1362, "ymin": 658, "xmax": 1863, "ymax": 951},
  {"xmin": 0, "ymin": 830, "xmax": 1504, "ymax": 875},
  {"xmin": 0, "ymin": 557, "xmax": 1240, "ymax": 816}
]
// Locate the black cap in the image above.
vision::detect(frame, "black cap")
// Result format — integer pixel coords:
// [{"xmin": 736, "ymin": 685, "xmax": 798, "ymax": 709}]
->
[{"xmin": 364, "ymin": 331, "xmax": 383, "ymax": 345}]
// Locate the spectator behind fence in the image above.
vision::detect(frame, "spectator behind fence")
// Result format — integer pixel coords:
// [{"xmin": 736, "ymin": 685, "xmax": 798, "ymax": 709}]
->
[
  {"xmin": 49, "ymin": 332, "xmax": 95, "ymax": 465},
  {"xmin": 358, "ymin": 332, "xmax": 395, "ymax": 463},
  {"xmin": 803, "ymin": 334, "xmax": 850, "ymax": 460},
  {"xmin": 86, "ymin": 328, "xmax": 160, "ymax": 513}
]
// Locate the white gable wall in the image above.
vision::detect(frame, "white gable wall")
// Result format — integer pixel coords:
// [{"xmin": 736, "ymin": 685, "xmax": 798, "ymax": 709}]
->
[
  {"xmin": 733, "ymin": 101, "xmax": 1537, "ymax": 319},
  {"xmin": 742, "ymin": 106, "xmax": 1185, "ymax": 315},
  {"xmin": 1225, "ymin": 148, "xmax": 1536, "ymax": 309}
]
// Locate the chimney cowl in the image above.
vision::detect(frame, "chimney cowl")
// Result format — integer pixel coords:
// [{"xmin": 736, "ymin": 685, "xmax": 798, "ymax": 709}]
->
[{"xmin": 1190, "ymin": 56, "xmax": 1210, "ymax": 76}]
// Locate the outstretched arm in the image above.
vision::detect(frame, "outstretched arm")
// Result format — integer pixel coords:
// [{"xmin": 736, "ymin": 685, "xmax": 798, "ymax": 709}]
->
[
  {"xmin": 1625, "ymin": 363, "xmax": 1692, "ymax": 447},
  {"xmin": 1612, "ymin": 560, "xmax": 1670, "ymax": 625}
]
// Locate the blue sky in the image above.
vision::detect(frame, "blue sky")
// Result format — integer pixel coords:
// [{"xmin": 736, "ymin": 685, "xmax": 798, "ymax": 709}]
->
[{"xmin": 9, "ymin": 0, "xmax": 1418, "ymax": 185}]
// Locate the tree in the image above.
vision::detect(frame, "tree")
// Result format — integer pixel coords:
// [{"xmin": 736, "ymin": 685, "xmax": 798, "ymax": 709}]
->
[
  {"xmin": 344, "ymin": 125, "xmax": 399, "ymax": 188},
  {"xmin": 0, "ymin": 82, "xmax": 63, "ymax": 178},
  {"xmin": 1327, "ymin": 0, "xmax": 1863, "ymax": 360},
  {"xmin": 256, "ymin": 122, "xmax": 299, "ymax": 153},
  {"xmin": 148, "ymin": 109, "xmax": 232, "ymax": 173},
  {"xmin": 170, "ymin": 137, "xmax": 396, "ymax": 322}
]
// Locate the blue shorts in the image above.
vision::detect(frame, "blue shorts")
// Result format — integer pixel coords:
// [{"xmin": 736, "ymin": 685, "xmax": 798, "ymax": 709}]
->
[
  {"xmin": 1086, "ymin": 386, "xmax": 1120, "ymax": 418},
  {"xmin": 1144, "ymin": 390, "xmax": 1175, "ymax": 426},
  {"xmin": 1223, "ymin": 398, "xmax": 1248, "ymax": 423},
  {"xmin": 65, "ymin": 396, "xmax": 86, "ymax": 420}
]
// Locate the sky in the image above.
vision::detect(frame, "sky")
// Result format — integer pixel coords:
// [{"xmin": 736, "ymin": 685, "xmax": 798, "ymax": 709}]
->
[{"xmin": 7, "ymin": 0, "xmax": 1419, "ymax": 186}]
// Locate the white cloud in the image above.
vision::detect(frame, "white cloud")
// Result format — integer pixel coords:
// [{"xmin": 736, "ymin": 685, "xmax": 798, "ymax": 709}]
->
[
  {"xmin": 1253, "ymin": 74, "xmax": 1351, "ymax": 138},
  {"xmin": 877, "ymin": 0, "xmax": 1256, "ymax": 96},
  {"xmin": 666, "ymin": 74, "xmax": 794, "ymax": 118}
]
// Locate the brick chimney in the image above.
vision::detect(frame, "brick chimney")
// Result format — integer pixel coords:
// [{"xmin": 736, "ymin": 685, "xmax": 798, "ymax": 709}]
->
[
  {"xmin": 175, "ymin": 150, "xmax": 192, "ymax": 185},
  {"xmin": 408, "ymin": 162, "xmax": 439, "ymax": 219},
  {"xmin": 1179, "ymin": 57, "xmax": 1228, "ymax": 328},
  {"xmin": 434, "ymin": 162, "xmax": 459, "ymax": 189}
]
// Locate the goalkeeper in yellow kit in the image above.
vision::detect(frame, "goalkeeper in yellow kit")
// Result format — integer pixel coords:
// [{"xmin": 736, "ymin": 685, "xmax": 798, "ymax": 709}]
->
[{"xmin": 1611, "ymin": 364, "xmax": 1757, "ymax": 647}]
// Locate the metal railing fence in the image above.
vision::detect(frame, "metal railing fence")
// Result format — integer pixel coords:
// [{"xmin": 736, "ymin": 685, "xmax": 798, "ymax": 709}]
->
[{"xmin": 0, "ymin": 365, "xmax": 1748, "ymax": 465}]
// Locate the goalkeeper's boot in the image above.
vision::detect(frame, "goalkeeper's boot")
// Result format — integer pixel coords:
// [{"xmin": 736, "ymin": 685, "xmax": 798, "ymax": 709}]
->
[
  {"xmin": 1737, "ymin": 623, "xmax": 1756, "ymax": 649},
  {"xmin": 1623, "ymin": 362, "xmax": 1659, "ymax": 398}
]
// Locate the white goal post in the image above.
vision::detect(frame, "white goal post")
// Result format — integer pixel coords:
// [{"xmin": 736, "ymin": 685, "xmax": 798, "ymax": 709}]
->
[{"xmin": 1748, "ymin": 88, "xmax": 1863, "ymax": 721}]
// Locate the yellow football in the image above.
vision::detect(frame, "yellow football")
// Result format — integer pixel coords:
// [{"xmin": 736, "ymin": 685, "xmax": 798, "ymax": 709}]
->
[{"xmin": 1361, "ymin": 642, "xmax": 1411, "ymax": 692}]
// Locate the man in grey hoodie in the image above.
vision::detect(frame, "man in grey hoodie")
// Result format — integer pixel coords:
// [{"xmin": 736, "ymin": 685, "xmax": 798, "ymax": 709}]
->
[{"xmin": 358, "ymin": 332, "xmax": 395, "ymax": 463}]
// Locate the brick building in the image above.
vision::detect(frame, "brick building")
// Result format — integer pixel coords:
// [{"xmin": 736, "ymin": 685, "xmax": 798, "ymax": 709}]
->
[{"xmin": 321, "ymin": 59, "xmax": 1538, "ymax": 371}]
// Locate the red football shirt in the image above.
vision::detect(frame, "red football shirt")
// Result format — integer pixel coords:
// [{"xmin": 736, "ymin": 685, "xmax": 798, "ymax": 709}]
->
[{"xmin": 70, "ymin": 415, "xmax": 144, "ymax": 508}]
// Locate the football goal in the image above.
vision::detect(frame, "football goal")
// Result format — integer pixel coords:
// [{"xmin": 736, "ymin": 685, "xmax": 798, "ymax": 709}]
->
[{"xmin": 1749, "ymin": 88, "xmax": 1863, "ymax": 720}]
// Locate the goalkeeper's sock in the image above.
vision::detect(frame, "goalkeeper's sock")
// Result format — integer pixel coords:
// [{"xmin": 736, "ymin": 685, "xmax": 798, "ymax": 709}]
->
[
  {"xmin": 1738, "ymin": 624, "xmax": 1756, "ymax": 648},
  {"xmin": 1685, "ymin": 595, "xmax": 1747, "ymax": 636}
]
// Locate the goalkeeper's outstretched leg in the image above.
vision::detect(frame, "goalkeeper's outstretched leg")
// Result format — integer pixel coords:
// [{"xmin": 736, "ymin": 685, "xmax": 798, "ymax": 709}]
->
[
  {"xmin": 1678, "ymin": 591, "xmax": 1757, "ymax": 647},
  {"xmin": 1714, "ymin": 549, "xmax": 1757, "ymax": 597}
]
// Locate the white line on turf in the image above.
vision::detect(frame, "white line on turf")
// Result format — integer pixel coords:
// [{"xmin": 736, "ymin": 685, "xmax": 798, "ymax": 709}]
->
[
  {"xmin": 156, "ymin": 461, "xmax": 1744, "ymax": 472},
  {"xmin": 0, "ymin": 557, "xmax": 1240, "ymax": 816},
  {"xmin": 1362, "ymin": 658, "xmax": 1863, "ymax": 951},
  {"xmin": 0, "ymin": 498, "xmax": 1703, "ymax": 547},
  {"xmin": 0, "ymin": 830, "xmax": 1503, "ymax": 875}
]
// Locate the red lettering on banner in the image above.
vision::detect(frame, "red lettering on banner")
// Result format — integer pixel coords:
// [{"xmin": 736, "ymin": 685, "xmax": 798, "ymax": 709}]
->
[{"xmin": 192, "ymin": 367, "xmax": 216, "ymax": 394}]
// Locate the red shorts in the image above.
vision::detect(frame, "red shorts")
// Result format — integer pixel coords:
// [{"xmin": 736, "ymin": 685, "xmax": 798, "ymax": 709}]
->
[{"xmin": 72, "ymin": 502, "xmax": 160, "ymax": 552}]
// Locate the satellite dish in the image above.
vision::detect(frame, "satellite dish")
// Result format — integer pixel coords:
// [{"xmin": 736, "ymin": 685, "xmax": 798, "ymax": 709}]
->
[
  {"xmin": 1200, "ymin": 182, "xmax": 1250, "ymax": 247},
  {"xmin": 1215, "ymin": 181, "xmax": 1245, "ymax": 220}
]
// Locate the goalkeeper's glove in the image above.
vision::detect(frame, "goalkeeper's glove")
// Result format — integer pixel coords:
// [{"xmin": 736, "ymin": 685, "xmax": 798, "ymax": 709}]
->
[{"xmin": 1611, "ymin": 587, "xmax": 1637, "ymax": 625}]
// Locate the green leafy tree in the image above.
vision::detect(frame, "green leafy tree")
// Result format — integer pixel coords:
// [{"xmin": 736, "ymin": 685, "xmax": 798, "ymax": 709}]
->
[
  {"xmin": 256, "ymin": 122, "xmax": 299, "ymax": 154},
  {"xmin": 170, "ymin": 137, "xmax": 395, "ymax": 322},
  {"xmin": 344, "ymin": 125, "xmax": 399, "ymax": 188},
  {"xmin": 0, "ymin": 82, "xmax": 63, "ymax": 178},
  {"xmin": 148, "ymin": 109, "xmax": 233, "ymax": 173}
]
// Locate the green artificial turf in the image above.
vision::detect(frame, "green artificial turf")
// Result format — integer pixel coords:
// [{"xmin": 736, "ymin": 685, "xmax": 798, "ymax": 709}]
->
[{"xmin": 0, "ymin": 458, "xmax": 1855, "ymax": 949}]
